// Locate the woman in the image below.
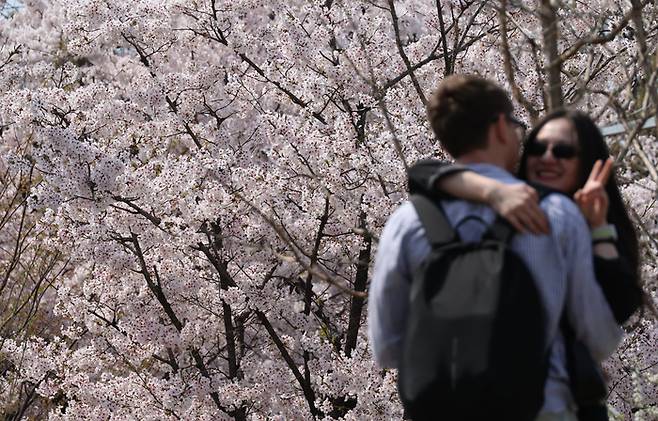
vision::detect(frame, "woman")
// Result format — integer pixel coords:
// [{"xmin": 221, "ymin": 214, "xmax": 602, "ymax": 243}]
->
[{"xmin": 408, "ymin": 109, "xmax": 644, "ymax": 420}]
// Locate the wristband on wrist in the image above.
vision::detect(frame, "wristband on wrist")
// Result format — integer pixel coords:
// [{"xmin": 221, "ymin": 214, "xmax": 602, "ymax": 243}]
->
[
  {"xmin": 592, "ymin": 238, "xmax": 616, "ymax": 245},
  {"xmin": 591, "ymin": 224, "xmax": 617, "ymax": 242}
]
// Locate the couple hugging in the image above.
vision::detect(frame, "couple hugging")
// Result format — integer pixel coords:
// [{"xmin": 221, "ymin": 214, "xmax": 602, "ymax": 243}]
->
[{"xmin": 368, "ymin": 74, "xmax": 644, "ymax": 421}]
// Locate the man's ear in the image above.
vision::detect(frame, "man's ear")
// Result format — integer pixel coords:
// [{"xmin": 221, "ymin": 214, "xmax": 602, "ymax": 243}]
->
[{"xmin": 492, "ymin": 113, "xmax": 511, "ymax": 145}]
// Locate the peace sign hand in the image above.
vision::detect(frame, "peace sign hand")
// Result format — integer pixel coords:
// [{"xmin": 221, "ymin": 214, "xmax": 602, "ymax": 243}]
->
[{"xmin": 573, "ymin": 158, "xmax": 613, "ymax": 228}]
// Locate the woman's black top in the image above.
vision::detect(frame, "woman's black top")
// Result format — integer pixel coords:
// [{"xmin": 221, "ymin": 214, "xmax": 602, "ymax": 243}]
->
[{"xmin": 407, "ymin": 159, "xmax": 642, "ymax": 324}]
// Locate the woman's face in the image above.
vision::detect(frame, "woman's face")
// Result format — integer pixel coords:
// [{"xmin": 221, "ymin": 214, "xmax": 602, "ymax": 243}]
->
[{"xmin": 525, "ymin": 117, "xmax": 581, "ymax": 194}]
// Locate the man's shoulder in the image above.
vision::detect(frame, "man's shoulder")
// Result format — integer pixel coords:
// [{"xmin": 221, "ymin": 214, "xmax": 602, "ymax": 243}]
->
[
  {"xmin": 541, "ymin": 191, "xmax": 580, "ymax": 214},
  {"xmin": 380, "ymin": 199, "xmax": 432, "ymax": 248},
  {"xmin": 385, "ymin": 201, "xmax": 421, "ymax": 230},
  {"xmin": 540, "ymin": 192, "xmax": 587, "ymax": 230}
]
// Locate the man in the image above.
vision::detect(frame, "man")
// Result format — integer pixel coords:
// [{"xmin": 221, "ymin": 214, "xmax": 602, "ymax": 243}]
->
[{"xmin": 367, "ymin": 74, "xmax": 621, "ymax": 420}]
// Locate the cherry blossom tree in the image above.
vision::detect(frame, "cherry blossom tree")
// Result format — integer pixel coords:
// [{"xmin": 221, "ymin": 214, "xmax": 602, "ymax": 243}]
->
[{"xmin": 0, "ymin": 0, "xmax": 655, "ymax": 419}]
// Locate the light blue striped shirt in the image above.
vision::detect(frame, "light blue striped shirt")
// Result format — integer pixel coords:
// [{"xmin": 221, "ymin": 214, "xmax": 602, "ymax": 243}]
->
[{"xmin": 368, "ymin": 163, "xmax": 622, "ymax": 413}]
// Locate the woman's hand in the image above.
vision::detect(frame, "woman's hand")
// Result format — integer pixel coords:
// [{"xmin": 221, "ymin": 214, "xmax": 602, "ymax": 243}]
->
[
  {"xmin": 486, "ymin": 182, "xmax": 549, "ymax": 235},
  {"xmin": 432, "ymin": 170, "xmax": 548, "ymax": 234},
  {"xmin": 574, "ymin": 158, "xmax": 613, "ymax": 228}
]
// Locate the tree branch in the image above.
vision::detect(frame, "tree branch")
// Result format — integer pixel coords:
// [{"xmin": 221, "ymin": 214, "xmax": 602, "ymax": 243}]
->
[
  {"xmin": 255, "ymin": 310, "xmax": 319, "ymax": 418},
  {"xmin": 304, "ymin": 196, "xmax": 330, "ymax": 315},
  {"xmin": 498, "ymin": 0, "xmax": 539, "ymax": 121},
  {"xmin": 388, "ymin": 0, "xmax": 427, "ymax": 105},
  {"xmin": 554, "ymin": 0, "xmax": 650, "ymax": 66},
  {"xmin": 112, "ymin": 196, "xmax": 162, "ymax": 226},
  {"xmin": 122, "ymin": 34, "xmax": 203, "ymax": 148}
]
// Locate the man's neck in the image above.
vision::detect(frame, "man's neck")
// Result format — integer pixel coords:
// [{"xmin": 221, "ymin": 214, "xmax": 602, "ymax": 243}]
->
[{"xmin": 455, "ymin": 149, "xmax": 509, "ymax": 170}]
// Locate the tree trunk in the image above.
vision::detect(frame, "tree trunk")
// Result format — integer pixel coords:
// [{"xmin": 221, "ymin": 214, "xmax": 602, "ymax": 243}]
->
[
  {"xmin": 539, "ymin": 0, "xmax": 563, "ymax": 110},
  {"xmin": 344, "ymin": 212, "xmax": 371, "ymax": 358}
]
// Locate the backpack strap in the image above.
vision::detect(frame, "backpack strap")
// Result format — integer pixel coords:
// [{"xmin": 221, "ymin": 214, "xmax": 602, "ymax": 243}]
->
[
  {"xmin": 410, "ymin": 194, "xmax": 458, "ymax": 246},
  {"xmin": 484, "ymin": 217, "xmax": 516, "ymax": 244}
]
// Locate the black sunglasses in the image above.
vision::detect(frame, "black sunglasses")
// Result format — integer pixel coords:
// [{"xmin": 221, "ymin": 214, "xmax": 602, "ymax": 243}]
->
[{"xmin": 525, "ymin": 141, "xmax": 579, "ymax": 159}]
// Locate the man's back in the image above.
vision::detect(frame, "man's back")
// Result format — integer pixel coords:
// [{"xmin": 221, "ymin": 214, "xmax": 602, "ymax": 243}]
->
[{"xmin": 368, "ymin": 163, "xmax": 621, "ymax": 414}]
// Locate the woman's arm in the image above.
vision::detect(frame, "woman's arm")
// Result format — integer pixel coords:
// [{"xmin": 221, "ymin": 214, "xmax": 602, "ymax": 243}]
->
[
  {"xmin": 576, "ymin": 159, "xmax": 642, "ymax": 323},
  {"xmin": 593, "ymin": 255, "xmax": 642, "ymax": 324},
  {"xmin": 407, "ymin": 159, "xmax": 468, "ymax": 197},
  {"xmin": 407, "ymin": 159, "xmax": 548, "ymax": 234}
]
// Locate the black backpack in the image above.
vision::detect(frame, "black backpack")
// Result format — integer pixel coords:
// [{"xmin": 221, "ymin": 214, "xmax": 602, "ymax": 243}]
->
[{"xmin": 398, "ymin": 194, "xmax": 549, "ymax": 421}]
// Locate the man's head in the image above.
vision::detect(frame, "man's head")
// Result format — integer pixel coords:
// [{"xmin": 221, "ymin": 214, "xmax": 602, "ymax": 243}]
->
[{"xmin": 427, "ymin": 74, "xmax": 523, "ymax": 170}]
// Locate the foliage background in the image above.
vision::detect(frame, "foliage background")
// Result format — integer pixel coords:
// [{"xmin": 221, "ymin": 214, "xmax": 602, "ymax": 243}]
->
[{"xmin": 0, "ymin": 0, "xmax": 656, "ymax": 419}]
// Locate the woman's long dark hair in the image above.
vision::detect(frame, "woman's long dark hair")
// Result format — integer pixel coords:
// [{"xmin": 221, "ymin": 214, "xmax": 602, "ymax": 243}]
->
[{"xmin": 518, "ymin": 109, "xmax": 640, "ymax": 283}]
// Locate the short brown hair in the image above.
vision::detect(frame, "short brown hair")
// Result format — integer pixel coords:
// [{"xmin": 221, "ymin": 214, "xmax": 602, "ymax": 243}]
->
[{"xmin": 427, "ymin": 74, "xmax": 513, "ymax": 157}]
